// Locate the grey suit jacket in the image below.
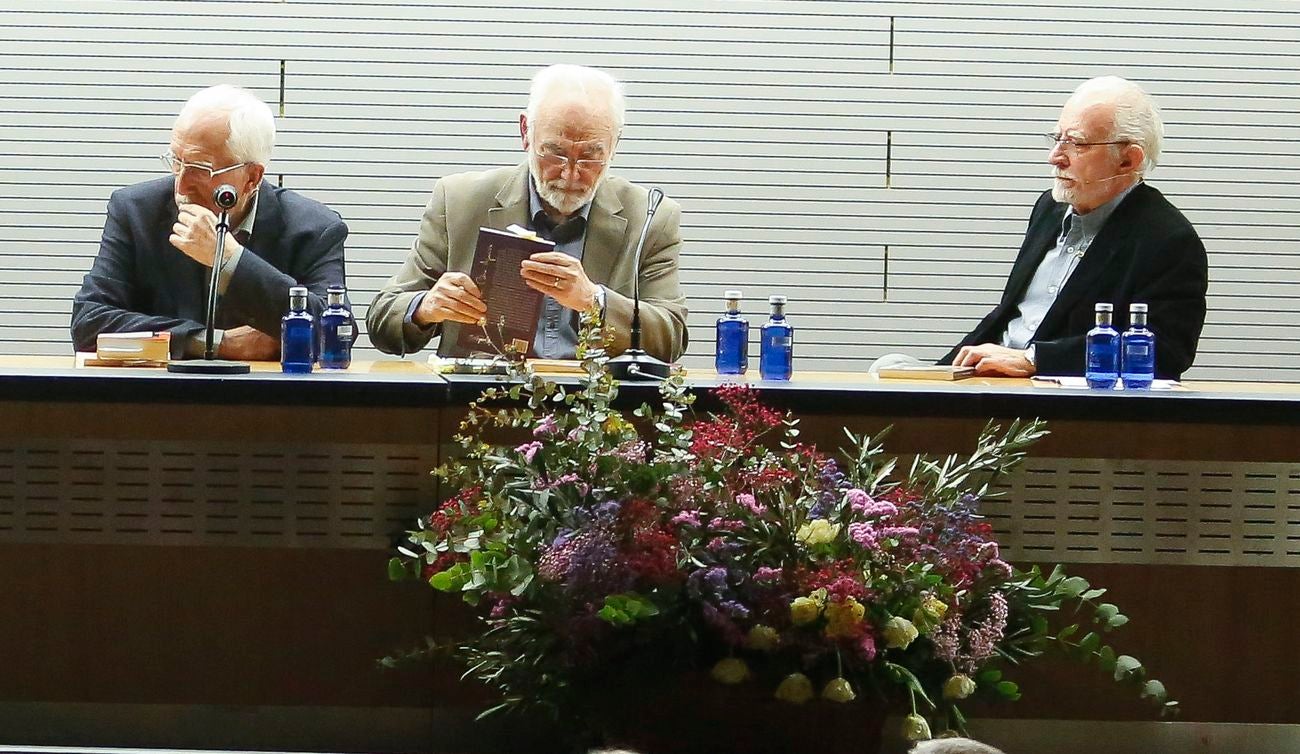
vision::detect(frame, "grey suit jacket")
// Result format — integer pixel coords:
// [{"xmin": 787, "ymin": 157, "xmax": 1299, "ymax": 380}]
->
[{"xmin": 366, "ymin": 163, "xmax": 688, "ymax": 361}]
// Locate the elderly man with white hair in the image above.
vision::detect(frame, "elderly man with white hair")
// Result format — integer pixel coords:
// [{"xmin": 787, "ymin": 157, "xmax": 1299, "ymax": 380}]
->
[
  {"xmin": 367, "ymin": 64, "xmax": 687, "ymax": 361},
  {"xmin": 942, "ymin": 76, "xmax": 1207, "ymax": 379},
  {"xmin": 72, "ymin": 85, "xmax": 348, "ymax": 360}
]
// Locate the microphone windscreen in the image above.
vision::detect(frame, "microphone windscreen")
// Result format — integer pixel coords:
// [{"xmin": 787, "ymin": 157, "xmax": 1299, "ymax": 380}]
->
[{"xmin": 212, "ymin": 184, "xmax": 238, "ymax": 210}]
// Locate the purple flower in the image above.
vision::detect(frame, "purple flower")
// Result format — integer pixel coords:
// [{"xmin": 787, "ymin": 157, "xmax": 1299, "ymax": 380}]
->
[
  {"xmin": 754, "ymin": 566, "xmax": 782, "ymax": 583},
  {"xmin": 515, "ymin": 441, "xmax": 542, "ymax": 464},
  {"xmin": 846, "ymin": 488, "xmax": 872, "ymax": 508},
  {"xmin": 879, "ymin": 526, "xmax": 920, "ymax": 540}
]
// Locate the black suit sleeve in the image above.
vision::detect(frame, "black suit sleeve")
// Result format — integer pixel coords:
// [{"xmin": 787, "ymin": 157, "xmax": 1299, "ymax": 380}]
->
[
  {"xmin": 221, "ymin": 218, "xmax": 348, "ymax": 337},
  {"xmin": 1035, "ymin": 227, "xmax": 1207, "ymax": 380},
  {"xmin": 70, "ymin": 189, "xmax": 206, "ymax": 357}
]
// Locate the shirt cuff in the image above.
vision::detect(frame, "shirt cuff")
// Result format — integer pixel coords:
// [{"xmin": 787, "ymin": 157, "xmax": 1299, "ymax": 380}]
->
[
  {"xmin": 216, "ymin": 242, "xmax": 244, "ymax": 295},
  {"xmin": 185, "ymin": 329, "xmax": 225, "ymax": 358},
  {"xmin": 404, "ymin": 291, "xmax": 428, "ymax": 326},
  {"xmin": 1024, "ymin": 343, "xmax": 1037, "ymax": 367}
]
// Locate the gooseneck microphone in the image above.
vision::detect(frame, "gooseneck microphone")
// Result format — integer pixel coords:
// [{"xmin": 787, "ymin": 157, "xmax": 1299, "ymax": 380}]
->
[
  {"xmin": 607, "ymin": 187, "xmax": 671, "ymax": 381},
  {"xmin": 167, "ymin": 183, "xmax": 252, "ymax": 375}
]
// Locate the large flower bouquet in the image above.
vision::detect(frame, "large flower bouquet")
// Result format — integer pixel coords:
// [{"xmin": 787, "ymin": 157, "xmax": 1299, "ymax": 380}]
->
[{"xmin": 389, "ymin": 337, "xmax": 1173, "ymax": 749}]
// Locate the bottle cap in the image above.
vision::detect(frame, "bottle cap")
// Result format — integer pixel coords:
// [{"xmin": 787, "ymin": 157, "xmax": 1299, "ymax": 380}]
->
[
  {"xmin": 769, "ymin": 295, "xmax": 787, "ymax": 305},
  {"xmin": 724, "ymin": 290, "xmax": 743, "ymax": 300},
  {"xmin": 1130, "ymin": 303, "xmax": 1148, "ymax": 313},
  {"xmin": 1094, "ymin": 302, "xmax": 1113, "ymax": 312},
  {"xmin": 289, "ymin": 286, "xmax": 308, "ymax": 296},
  {"xmin": 327, "ymin": 284, "xmax": 346, "ymax": 295}
]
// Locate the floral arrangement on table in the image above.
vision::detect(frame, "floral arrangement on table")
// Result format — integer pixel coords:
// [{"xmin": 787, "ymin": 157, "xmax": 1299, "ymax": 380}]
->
[{"xmin": 388, "ymin": 328, "xmax": 1175, "ymax": 748}]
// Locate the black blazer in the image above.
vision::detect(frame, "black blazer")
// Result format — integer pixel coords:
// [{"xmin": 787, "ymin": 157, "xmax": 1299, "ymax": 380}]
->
[
  {"xmin": 71, "ymin": 177, "xmax": 348, "ymax": 358},
  {"xmin": 941, "ymin": 183, "xmax": 1208, "ymax": 379}
]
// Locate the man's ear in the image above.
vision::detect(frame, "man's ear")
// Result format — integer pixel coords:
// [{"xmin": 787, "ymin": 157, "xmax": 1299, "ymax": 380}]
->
[
  {"xmin": 519, "ymin": 113, "xmax": 530, "ymax": 151},
  {"xmin": 243, "ymin": 163, "xmax": 266, "ymax": 193},
  {"xmin": 1119, "ymin": 143, "xmax": 1144, "ymax": 175}
]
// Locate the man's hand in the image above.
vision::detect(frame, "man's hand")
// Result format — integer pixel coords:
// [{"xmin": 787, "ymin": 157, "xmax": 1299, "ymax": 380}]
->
[
  {"xmin": 952, "ymin": 343, "xmax": 1037, "ymax": 377},
  {"xmin": 170, "ymin": 204, "xmax": 237, "ymax": 267},
  {"xmin": 520, "ymin": 251, "xmax": 598, "ymax": 312},
  {"xmin": 218, "ymin": 325, "xmax": 280, "ymax": 361},
  {"xmin": 413, "ymin": 272, "xmax": 488, "ymax": 326}
]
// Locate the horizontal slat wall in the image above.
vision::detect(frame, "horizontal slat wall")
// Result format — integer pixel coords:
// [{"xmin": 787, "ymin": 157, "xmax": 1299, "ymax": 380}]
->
[{"xmin": 0, "ymin": 1, "xmax": 1296, "ymax": 379}]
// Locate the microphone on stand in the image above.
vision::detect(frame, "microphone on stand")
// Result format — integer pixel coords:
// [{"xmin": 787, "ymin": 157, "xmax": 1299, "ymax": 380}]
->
[
  {"xmin": 167, "ymin": 184, "xmax": 252, "ymax": 375},
  {"xmin": 607, "ymin": 187, "xmax": 671, "ymax": 381}
]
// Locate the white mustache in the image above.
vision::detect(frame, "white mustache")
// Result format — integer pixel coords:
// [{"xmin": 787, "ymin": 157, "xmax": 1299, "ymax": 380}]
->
[{"xmin": 1054, "ymin": 172, "xmax": 1127, "ymax": 186}]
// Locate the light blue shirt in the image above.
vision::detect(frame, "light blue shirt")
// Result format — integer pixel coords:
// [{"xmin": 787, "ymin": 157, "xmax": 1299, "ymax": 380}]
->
[
  {"xmin": 527, "ymin": 178, "xmax": 592, "ymax": 358},
  {"xmin": 1001, "ymin": 183, "xmax": 1138, "ymax": 350}
]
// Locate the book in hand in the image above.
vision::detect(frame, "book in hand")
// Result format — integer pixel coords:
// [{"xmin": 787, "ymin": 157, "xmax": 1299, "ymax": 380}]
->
[
  {"xmin": 439, "ymin": 227, "xmax": 554, "ymax": 359},
  {"xmin": 876, "ymin": 365, "xmax": 975, "ymax": 381}
]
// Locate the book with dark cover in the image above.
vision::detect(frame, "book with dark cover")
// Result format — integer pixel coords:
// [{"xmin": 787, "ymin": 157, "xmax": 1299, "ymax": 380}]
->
[{"xmin": 440, "ymin": 227, "xmax": 554, "ymax": 358}]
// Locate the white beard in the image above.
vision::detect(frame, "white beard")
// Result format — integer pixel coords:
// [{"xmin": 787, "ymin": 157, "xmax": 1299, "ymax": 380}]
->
[{"xmin": 530, "ymin": 153, "xmax": 603, "ymax": 216}]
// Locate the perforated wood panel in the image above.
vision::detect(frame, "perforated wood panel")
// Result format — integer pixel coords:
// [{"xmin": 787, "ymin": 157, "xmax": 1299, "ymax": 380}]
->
[
  {"xmin": 0, "ymin": 2, "xmax": 1297, "ymax": 380},
  {"xmin": 988, "ymin": 458, "xmax": 1300, "ymax": 566},
  {"xmin": 0, "ymin": 440, "xmax": 436, "ymax": 547},
  {"xmin": 0, "ymin": 437, "xmax": 1295, "ymax": 565}
]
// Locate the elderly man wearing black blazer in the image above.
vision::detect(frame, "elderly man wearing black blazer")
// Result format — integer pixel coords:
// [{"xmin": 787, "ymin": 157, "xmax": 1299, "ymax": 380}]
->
[
  {"xmin": 943, "ymin": 77, "xmax": 1207, "ymax": 380},
  {"xmin": 71, "ymin": 85, "xmax": 348, "ymax": 360}
]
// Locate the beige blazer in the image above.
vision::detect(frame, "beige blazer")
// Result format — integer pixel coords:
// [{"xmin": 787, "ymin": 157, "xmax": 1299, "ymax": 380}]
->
[{"xmin": 366, "ymin": 163, "xmax": 688, "ymax": 361}]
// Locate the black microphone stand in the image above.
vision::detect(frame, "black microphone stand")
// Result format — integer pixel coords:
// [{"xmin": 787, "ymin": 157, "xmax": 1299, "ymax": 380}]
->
[
  {"xmin": 168, "ymin": 185, "xmax": 251, "ymax": 375},
  {"xmin": 607, "ymin": 188, "xmax": 671, "ymax": 381}
]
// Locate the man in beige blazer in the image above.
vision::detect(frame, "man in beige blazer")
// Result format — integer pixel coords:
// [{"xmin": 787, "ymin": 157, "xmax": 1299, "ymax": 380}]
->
[{"xmin": 366, "ymin": 64, "xmax": 688, "ymax": 362}]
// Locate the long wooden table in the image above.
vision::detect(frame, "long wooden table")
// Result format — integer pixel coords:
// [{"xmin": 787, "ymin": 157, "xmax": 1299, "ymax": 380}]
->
[{"xmin": 0, "ymin": 356, "xmax": 1296, "ymax": 752}]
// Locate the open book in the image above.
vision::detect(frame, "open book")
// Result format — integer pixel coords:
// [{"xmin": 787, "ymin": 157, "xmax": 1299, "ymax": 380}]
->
[{"xmin": 439, "ymin": 227, "xmax": 554, "ymax": 359}]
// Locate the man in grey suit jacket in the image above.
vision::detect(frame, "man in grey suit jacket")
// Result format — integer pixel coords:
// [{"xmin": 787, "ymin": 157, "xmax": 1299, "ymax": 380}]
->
[
  {"xmin": 71, "ymin": 85, "xmax": 347, "ymax": 360},
  {"xmin": 367, "ymin": 64, "xmax": 687, "ymax": 362}
]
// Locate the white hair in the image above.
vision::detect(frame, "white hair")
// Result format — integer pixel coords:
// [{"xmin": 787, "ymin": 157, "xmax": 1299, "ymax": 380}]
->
[
  {"xmin": 175, "ymin": 85, "xmax": 276, "ymax": 166},
  {"xmin": 525, "ymin": 64, "xmax": 626, "ymax": 133},
  {"xmin": 911, "ymin": 737, "xmax": 1006, "ymax": 754},
  {"xmin": 1071, "ymin": 76, "xmax": 1163, "ymax": 177}
]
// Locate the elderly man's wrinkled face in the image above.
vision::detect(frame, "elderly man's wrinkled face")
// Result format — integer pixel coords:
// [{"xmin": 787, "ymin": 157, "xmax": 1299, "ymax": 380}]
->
[
  {"xmin": 167, "ymin": 110, "xmax": 259, "ymax": 217},
  {"xmin": 524, "ymin": 99, "xmax": 617, "ymax": 217},
  {"xmin": 1048, "ymin": 96, "xmax": 1138, "ymax": 214}
]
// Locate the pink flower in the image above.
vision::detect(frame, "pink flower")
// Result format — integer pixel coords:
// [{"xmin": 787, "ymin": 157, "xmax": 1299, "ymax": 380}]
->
[
  {"xmin": 848, "ymin": 522, "xmax": 880, "ymax": 550},
  {"xmin": 736, "ymin": 493, "xmax": 766, "ymax": 515},
  {"xmin": 754, "ymin": 566, "xmax": 782, "ymax": 583},
  {"xmin": 846, "ymin": 488, "xmax": 872, "ymax": 508},
  {"xmin": 671, "ymin": 510, "xmax": 702, "ymax": 528},
  {"xmin": 856, "ymin": 630, "xmax": 877, "ymax": 661},
  {"xmin": 879, "ymin": 526, "xmax": 920, "ymax": 540},
  {"xmin": 532, "ymin": 415, "xmax": 559, "ymax": 437},
  {"xmin": 515, "ymin": 441, "xmax": 542, "ymax": 464}
]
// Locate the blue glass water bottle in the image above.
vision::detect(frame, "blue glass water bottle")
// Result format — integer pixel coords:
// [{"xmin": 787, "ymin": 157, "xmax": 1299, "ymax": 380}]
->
[
  {"xmin": 1121, "ymin": 302, "xmax": 1155, "ymax": 390},
  {"xmin": 281, "ymin": 285, "xmax": 314, "ymax": 374},
  {"xmin": 759, "ymin": 295, "xmax": 793, "ymax": 381},
  {"xmin": 318, "ymin": 285, "xmax": 354, "ymax": 370},
  {"xmin": 1085, "ymin": 302, "xmax": 1119, "ymax": 389},
  {"xmin": 715, "ymin": 290, "xmax": 749, "ymax": 375}
]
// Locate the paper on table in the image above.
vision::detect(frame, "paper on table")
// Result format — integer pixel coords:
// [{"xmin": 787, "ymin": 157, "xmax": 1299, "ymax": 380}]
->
[{"xmin": 1031, "ymin": 376, "xmax": 1182, "ymax": 390}]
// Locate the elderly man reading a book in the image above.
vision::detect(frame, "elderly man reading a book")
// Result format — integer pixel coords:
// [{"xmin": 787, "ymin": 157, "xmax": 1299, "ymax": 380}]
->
[
  {"xmin": 71, "ymin": 85, "xmax": 349, "ymax": 360},
  {"xmin": 366, "ymin": 64, "xmax": 688, "ymax": 362}
]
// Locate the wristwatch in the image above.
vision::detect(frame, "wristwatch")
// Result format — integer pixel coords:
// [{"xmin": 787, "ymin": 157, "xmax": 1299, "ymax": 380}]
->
[
  {"xmin": 593, "ymin": 285, "xmax": 607, "ymax": 321},
  {"xmin": 1024, "ymin": 344, "xmax": 1037, "ymax": 367}
]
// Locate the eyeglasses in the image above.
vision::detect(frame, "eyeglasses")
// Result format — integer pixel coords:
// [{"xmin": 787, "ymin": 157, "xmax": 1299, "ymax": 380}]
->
[
  {"xmin": 161, "ymin": 151, "xmax": 250, "ymax": 180},
  {"xmin": 533, "ymin": 147, "xmax": 609, "ymax": 174},
  {"xmin": 1043, "ymin": 133, "xmax": 1129, "ymax": 153}
]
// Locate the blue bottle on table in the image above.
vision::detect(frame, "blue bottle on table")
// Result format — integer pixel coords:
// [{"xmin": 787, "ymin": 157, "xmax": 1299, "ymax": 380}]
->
[
  {"xmin": 318, "ymin": 285, "xmax": 354, "ymax": 370},
  {"xmin": 1085, "ymin": 302, "xmax": 1119, "ymax": 390},
  {"xmin": 281, "ymin": 286, "xmax": 314, "ymax": 374},
  {"xmin": 1121, "ymin": 302, "xmax": 1155, "ymax": 390},
  {"xmin": 759, "ymin": 295, "xmax": 793, "ymax": 381},
  {"xmin": 715, "ymin": 290, "xmax": 749, "ymax": 375}
]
